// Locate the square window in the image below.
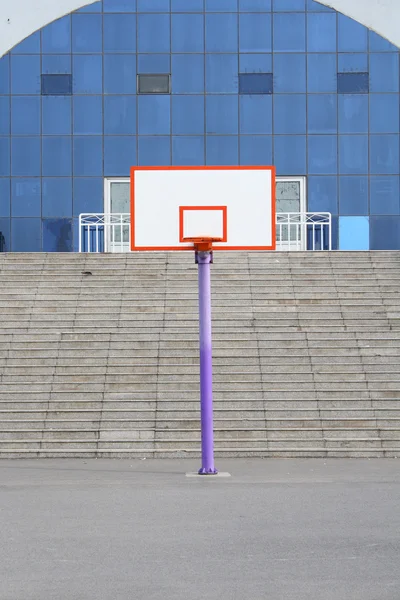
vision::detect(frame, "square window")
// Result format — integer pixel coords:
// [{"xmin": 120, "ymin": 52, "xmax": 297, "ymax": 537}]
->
[
  {"xmin": 138, "ymin": 14, "xmax": 170, "ymax": 53},
  {"xmin": 239, "ymin": 95, "xmax": 272, "ymax": 134},
  {"xmin": 370, "ymin": 135, "xmax": 400, "ymax": 175},
  {"xmin": 138, "ymin": 96, "xmax": 171, "ymax": 134},
  {"xmin": 339, "ymin": 176, "xmax": 369, "ymax": 215},
  {"xmin": 42, "ymin": 178, "xmax": 73, "ymax": 217},
  {"xmin": 274, "ymin": 95, "xmax": 306, "ymax": 135},
  {"xmin": 41, "ymin": 74, "xmax": 72, "ymax": 95},
  {"xmin": 138, "ymin": 74, "xmax": 170, "ymax": 94},
  {"xmin": 370, "ymin": 94, "xmax": 400, "ymax": 134},
  {"xmin": 338, "ymin": 95, "xmax": 368, "ymax": 133},
  {"xmin": 307, "ymin": 54, "xmax": 337, "ymax": 93},
  {"xmin": 11, "ymin": 218, "xmax": 41, "ymax": 252},
  {"xmin": 11, "ymin": 178, "xmax": 41, "ymax": 217},
  {"xmin": 307, "ymin": 13, "xmax": 337, "ymax": 52},
  {"xmin": 73, "ymin": 96, "xmax": 103, "ymax": 135},
  {"xmin": 104, "ymin": 55, "xmax": 136, "ymax": 94},
  {"xmin": 308, "ymin": 176, "xmax": 338, "ymax": 214},
  {"xmin": 0, "ymin": 97, "xmax": 10, "ymax": 134},
  {"xmin": 103, "ymin": 14, "xmax": 136, "ymax": 53},
  {"xmin": 73, "ymin": 55, "xmax": 103, "ymax": 94},
  {"xmin": 370, "ymin": 216, "xmax": 400, "ymax": 250},
  {"xmin": 104, "ymin": 136, "xmax": 137, "ymax": 177},
  {"xmin": 337, "ymin": 73, "xmax": 369, "ymax": 94},
  {"xmin": 206, "ymin": 96, "xmax": 238, "ymax": 135},
  {"xmin": 274, "ymin": 54, "xmax": 306, "ymax": 93},
  {"xmin": 308, "ymin": 135, "xmax": 338, "ymax": 175},
  {"xmin": 206, "ymin": 14, "xmax": 238, "ymax": 53},
  {"xmin": 11, "ymin": 56, "xmax": 41, "ymax": 94},
  {"xmin": 239, "ymin": 135, "xmax": 272, "ymax": 166},
  {"xmin": 104, "ymin": 96, "xmax": 137, "ymax": 135},
  {"xmin": 339, "ymin": 135, "xmax": 368, "ymax": 175},
  {"xmin": 11, "ymin": 97, "xmax": 41, "ymax": 135},
  {"xmin": 73, "ymin": 137, "xmax": 103, "ymax": 176},
  {"xmin": 43, "ymin": 137, "xmax": 72, "ymax": 176},
  {"xmin": 11, "ymin": 137, "xmax": 41, "ymax": 176},
  {"xmin": 206, "ymin": 54, "xmax": 238, "ymax": 94},
  {"xmin": 138, "ymin": 136, "xmax": 171, "ymax": 166},
  {"xmin": 370, "ymin": 176, "xmax": 400, "ymax": 215},
  {"xmin": 72, "ymin": 14, "xmax": 103, "ymax": 53},
  {"xmin": 273, "ymin": 13, "xmax": 306, "ymax": 53},
  {"xmin": 172, "ymin": 136, "xmax": 205, "ymax": 166},
  {"xmin": 274, "ymin": 135, "xmax": 306, "ymax": 175},
  {"xmin": 239, "ymin": 73, "xmax": 273, "ymax": 95},
  {"xmin": 42, "ymin": 97, "xmax": 72, "ymax": 135},
  {"xmin": 240, "ymin": 13, "xmax": 272, "ymax": 53},
  {"xmin": 206, "ymin": 136, "xmax": 239, "ymax": 166},
  {"xmin": 172, "ymin": 96, "xmax": 205, "ymax": 135},
  {"xmin": 172, "ymin": 55, "xmax": 204, "ymax": 94},
  {"xmin": 307, "ymin": 95, "xmax": 337, "ymax": 134},
  {"xmin": 73, "ymin": 177, "xmax": 104, "ymax": 216},
  {"xmin": 370, "ymin": 53, "xmax": 399, "ymax": 93}
]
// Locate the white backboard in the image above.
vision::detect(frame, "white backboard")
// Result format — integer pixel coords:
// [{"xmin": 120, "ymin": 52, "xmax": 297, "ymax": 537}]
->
[{"xmin": 130, "ymin": 166, "xmax": 276, "ymax": 251}]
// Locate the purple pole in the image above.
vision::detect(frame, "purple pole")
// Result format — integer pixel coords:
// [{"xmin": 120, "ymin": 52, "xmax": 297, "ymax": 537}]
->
[{"xmin": 196, "ymin": 250, "xmax": 217, "ymax": 475}]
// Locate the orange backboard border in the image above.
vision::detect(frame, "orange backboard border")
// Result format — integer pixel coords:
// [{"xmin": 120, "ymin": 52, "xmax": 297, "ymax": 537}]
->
[{"xmin": 130, "ymin": 165, "xmax": 276, "ymax": 252}]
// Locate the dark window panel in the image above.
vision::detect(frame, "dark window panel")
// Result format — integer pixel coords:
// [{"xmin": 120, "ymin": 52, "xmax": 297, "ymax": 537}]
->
[
  {"xmin": 41, "ymin": 74, "xmax": 72, "ymax": 96},
  {"xmin": 239, "ymin": 73, "xmax": 273, "ymax": 95},
  {"xmin": 337, "ymin": 72, "xmax": 369, "ymax": 94},
  {"xmin": 138, "ymin": 74, "xmax": 170, "ymax": 94}
]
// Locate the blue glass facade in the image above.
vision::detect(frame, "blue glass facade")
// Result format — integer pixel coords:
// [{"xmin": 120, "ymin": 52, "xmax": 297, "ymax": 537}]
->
[{"xmin": 0, "ymin": 0, "xmax": 400, "ymax": 251}]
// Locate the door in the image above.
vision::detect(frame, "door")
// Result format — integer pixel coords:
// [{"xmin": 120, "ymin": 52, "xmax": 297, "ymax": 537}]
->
[
  {"xmin": 275, "ymin": 177, "xmax": 306, "ymax": 251},
  {"xmin": 104, "ymin": 179, "xmax": 131, "ymax": 252}
]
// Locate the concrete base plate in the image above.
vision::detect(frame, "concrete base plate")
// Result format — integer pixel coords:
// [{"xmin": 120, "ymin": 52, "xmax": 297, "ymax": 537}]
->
[{"xmin": 185, "ymin": 472, "xmax": 231, "ymax": 478}]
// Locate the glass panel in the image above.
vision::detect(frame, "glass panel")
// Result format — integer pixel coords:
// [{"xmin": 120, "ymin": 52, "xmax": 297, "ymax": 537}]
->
[
  {"xmin": 274, "ymin": 135, "xmax": 306, "ymax": 175},
  {"xmin": 370, "ymin": 53, "xmax": 399, "ymax": 92},
  {"xmin": 41, "ymin": 74, "xmax": 72, "ymax": 95},
  {"xmin": 240, "ymin": 13, "xmax": 272, "ymax": 53},
  {"xmin": 239, "ymin": 73, "xmax": 273, "ymax": 95},
  {"xmin": 104, "ymin": 0, "xmax": 137, "ymax": 12},
  {"xmin": 42, "ymin": 55, "xmax": 71, "ymax": 74},
  {"xmin": 369, "ymin": 30, "xmax": 398, "ymax": 52},
  {"xmin": 42, "ymin": 219, "xmax": 73, "ymax": 252},
  {"xmin": 73, "ymin": 55, "xmax": 103, "ymax": 94},
  {"xmin": 138, "ymin": 96, "xmax": 171, "ymax": 134},
  {"xmin": 12, "ymin": 32, "xmax": 41, "ymax": 54},
  {"xmin": 206, "ymin": 136, "xmax": 239, "ymax": 166},
  {"xmin": 172, "ymin": 136, "xmax": 205, "ymax": 166},
  {"xmin": 206, "ymin": 96, "xmax": 238, "ymax": 135},
  {"xmin": 274, "ymin": 0, "xmax": 305, "ymax": 9},
  {"xmin": 104, "ymin": 55, "xmax": 136, "ymax": 94},
  {"xmin": 73, "ymin": 177, "xmax": 103, "ymax": 216},
  {"xmin": 308, "ymin": 176, "xmax": 338, "ymax": 213},
  {"xmin": 104, "ymin": 96, "xmax": 137, "ymax": 135},
  {"xmin": 138, "ymin": 55, "xmax": 170, "ymax": 74},
  {"xmin": 172, "ymin": 0, "xmax": 204, "ymax": 11},
  {"xmin": 339, "ymin": 176, "xmax": 368, "ymax": 215},
  {"xmin": 205, "ymin": 54, "xmax": 238, "ymax": 93},
  {"xmin": 72, "ymin": 14, "xmax": 103, "ymax": 53},
  {"xmin": 172, "ymin": 96, "xmax": 205, "ymax": 135},
  {"xmin": 239, "ymin": 0, "xmax": 271, "ymax": 11},
  {"xmin": 206, "ymin": 14, "xmax": 238, "ymax": 53},
  {"xmin": 42, "ymin": 137, "xmax": 72, "ymax": 176},
  {"xmin": 11, "ymin": 218, "xmax": 41, "ymax": 252},
  {"xmin": 338, "ymin": 14, "xmax": 368, "ymax": 52},
  {"xmin": 239, "ymin": 95, "xmax": 272, "ymax": 134},
  {"xmin": 273, "ymin": 54, "xmax": 306, "ymax": 93},
  {"xmin": 172, "ymin": 55, "xmax": 204, "ymax": 94},
  {"xmin": 11, "ymin": 178, "xmax": 41, "ymax": 217},
  {"xmin": 73, "ymin": 96, "xmax": 103, "ymax": 135},
  {"xmin": 274, "ymin": 95, "xmax": 306, "ymax": 134},
  {"xmin": 0, "ymin": 56, "xmax": 10, "ymax": 94},
  {"xmin": 42, "ymin": 177, "xmax": 73, "ymax": 217},
  {"xmin": 42, "ymin": 97, "xmax": 72, "ymax": 135},
  {"xmin": 338, "ymin": 95, "xmax": 368, "ymax": 133},
  {"xmin": 307, "ymin": 13, "xmax": 337, "ymax": 52},
  {"xmin": 370, "ymin": 176, "xmax": 400, "ymax": 215},
  {"xmin": 276, "ymin": 181, "xmax": 301, "ymax": 213},
  {"xmin": 337, "ymin": 73, "xmax": 369, "ymax": 94},
  {"xmin": 308, "ymin": 135, "xmax": 337, "ymax": 175},
  {"xmin": 110, "ymin": 182, "xmax": 130, "ymax": 214},
  {"xmin": 104, "ymin": 137, "xmax": 137, "ymax": 177},
  {"xmin": 73, "ymin": 137, "xmax": 103, "ymax": 176},
  {"xmin": 370, "ymin": 135, "xmax": 400, "ymax": 175},
  {"xmin": 273, "ymin": 13, "xmax": 306, "ymax": 53},
  {"xmin": 370, "ymin": 95, "xmax": 400, "ymax": 134},
  {"xmin": 103, "ymin": 14, "xmax": 136, "ymax": 53},
  {"xmin": 239, "ymin": 135, "xmax": 272, "ymax": 165},
  {"xmin": 307, "ymin": 54, "xmax": 336, "ymax": 93},
  {"xmin": 12, "ymin": 97, "xmax": 40, "ymax": 136},
  {"xmin": 138, "ymin": 136, "xmax": 171, "ymax": 166},
  {"xmin": 11, "ymin": 137, "xmax": 41, "ymax": 177},
  {"xmin": 0, "ymin": 138, "xmax": 10, "ymax": 176},
  {"xmin": 338, "ymin": 53, "xmax": 368, "ymax": 73},
  {"xmin": 0, "ymin": 178, "xmax": 10, "ymax": 217},
  {"xmin": 41, "ymin": 16, "xmax": 71, "ymax": 53},
  {"xmin": 138, "ymin": 14, "xmax": 170, "ymax": 53},
  {"xmin": 339, "ymin": 135, "xmax": 368, "ymax": 175},
  {"xmin": 307, "ymin": 95, "xmax": 337, "ymax": 134},
  {"xmin": 370, "ymin": 216, "xmax": 400, "ymax": 250},
  {"xmin": 138, "ymin": 74, "xmax": 170, "ymax": 94},
  {"xmin": 11, "ymin": 56, "xmax": 41, "ymax": 94}
]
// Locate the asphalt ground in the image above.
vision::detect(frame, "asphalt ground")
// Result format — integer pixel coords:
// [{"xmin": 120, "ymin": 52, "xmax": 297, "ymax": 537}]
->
[{"xmin": 0, "ymin": 458, "xmax": 399, "ymax": 600}]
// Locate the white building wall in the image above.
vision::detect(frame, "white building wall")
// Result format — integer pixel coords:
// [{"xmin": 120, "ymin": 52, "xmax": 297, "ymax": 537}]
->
[{"xmin": 0, "ymin": 0, "xmax": 399, "ymax": 57}]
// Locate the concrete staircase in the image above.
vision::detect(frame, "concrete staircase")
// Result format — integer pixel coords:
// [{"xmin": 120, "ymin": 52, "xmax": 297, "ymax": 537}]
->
[{"xmin": 0, "ymin": 251, "xmax": 399, "ymax": 458}]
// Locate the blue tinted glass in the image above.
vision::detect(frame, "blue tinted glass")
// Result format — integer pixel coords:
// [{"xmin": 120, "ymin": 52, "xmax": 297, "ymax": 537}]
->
[
  {"xmin": 138, "ymin": 136, "xmax": 171, "ymax": 166},
  {"xmin": 11, "ymin": 218, "xmax": 41, "ymax": 252},
  {"xmin": 42, "ymin": 16, "xmax": 71, "ymax": 53},
  {"xmin": 11, "ymin": 178, "xmax": 41, "ymax": 217},
  {"xmin": 239, "ymin": 135, "xmax": 272, "ymax": 165},
  {"xmin": 338, "ymin": 14, "xmax": 368, "ymax": 52},
  {"xmin": 0, "ymin": 97, "xmax": 10, "ymax": 135},
  {"xmin": 307, "ymin": 95, "xmax": 337, "ymax": 134},
  {"xmin": 42, "ymin": 178, "xmax": 73, "ymax": 217},
  {"xmin": 338, "ymin": 53, "xmax": 368, "ymax": 73},
  {"xmin": 239, "ymin": 0, "xmax": 271, "ymax": 10},
  {"xmin": 138, "ymin": 14, "xmax": 170, "ymax": 53},
  {"xmin": 307, "ymin": 0, "xmax": 334, "ymax": 10},
  {"xmin": 370, "ymin": 95, "xmax": 400, "ymax": 134},
  {"xmin": 77, "ymin": 1, "xmax": 102, "ymax": 11},
  {"xmin": 274, "ymin": 135, "xmax": 306, "ymax": 175},
  {"xmin": 307, "ymin": 54, "xmax": 336, "ymax": 92},
  {"xmin": 337, "ymin": 73, "xmax": 369, "ymax": 94},
  {"xmin": 11, "ymin": 56, "xmax": 41, "ymax": 94},
  {"xmin": 0, "ymin": 217, "xmax": 10, "ymax": 250},
  {"xmin": 339, "ymin": 135, "xmax": 368, "ymax": 175},
  {"xmin": 0, "ymin": 178, "xmax": 10, "ymax": 217},
  {"xmin": 370, "ymin": 176, "xmax": 400, "ymax": 215},
  {"xmin": 104, "ymin": 136, "xmax": 137, "ymax": 176},
  {"xmin": 273, "ymin": 13, "xmax": 305, "ymax": 52},
  {"xmin": 42, "ymin": 97, "xmax": 72, "ymax": 134},
  {"xmin": 43, "ymin": 219, "xmax": 72, "ymax": 252},
  {"xmin": 138, "ymin": 54, "xmax": 170, "ymax": 73},
  {"xmin": 137, "ymin": 0, "xmax": 169, "ymax": 9},
  {"xmin": 239, "ymin": 73, "xmax": 273, "ymax": 94},
  {"xmin": 206, "ymin": 14, "xmax": 238, "ymax": 53},
  {"xmin": 369, "ymin": 31, "xmax": 398, "ymax": 52},
  {"xmin": 205, "ymin": 0, "xmax": 237, "ymax": 10},
  {"xmin": 73, "ymin": 96, "xmax": 103, "ymax": 135},
  {"xmin": 206, "ymin": 96, "xmax": 238, "ymax": 135},
  {"xmin": 239, "ymin": 13, "xmax": 272, "ymax": 53},
  {"xmin": 339, "ymin": 216, "xmax": 369, "ymax": 250},
  {"xmin": 370, "ymin": 135, "xmax": 400, "ymax": 175},
  {"xmin": 206, "ymin": 136, "xmax": 238, "ymax": 166},
  {"xmin": 240, "ymin": 95, "xmax": 272, "ymax": 134},
  {"xmin": 239, "ymin": 54, "xmax": 272, "ymax": 73},
  {"xmin": 274, "ymin": 95, "xmax": 306, "ymax": 134},
  {"xmin": 104, "ymin": 96, "xmax": 137, "ymax": 135},
  {"xmin": 308, "ymin": 135, "xmax": 337, "ymax": 175},
  {"xmin": 339, "ymin": 176, "xmax": 369, "ymax": 215},
  {"xmin": 172, "ymin": 54, "xmax": 204, "ymax": 93},
  {"xmin": 172, "ymin": 0, "xmax": 204, "ymax": 10},
  {"xmin": 172, "ymin": 136, "xmax": 205, "ymax": 166},
  {"xmin": 307, "ymin": 13, "xmax": 336, "ymax": 52},
  {"xmin": 138, "ymin": 96, "xmax": 170, "ymax": 134},
  {"xmin": 12, "ymin": 32, "xmax": 41, "ymax": 54},
  {"xmin": 73, "ymin": 55, "xmax": 103, "ymax": 94},
  {"xmin": 205, "ymin": 54, "xmax": 238, "ymax": 93},
  {"xmin": 308, "ymin": 176, "xmax": 338, "ymax": 213},
  {"xmin": 72, "ymin": 14, "xmax": 103, "ymax": 53},
  {"xmin": 104, "ymin": 14, "xmax": 136, "ymax": 53},
  {"xmin": 42, "ymin": 55, "xmax": 71, "ymax": 74},
  {"xmin": 370, "ymin": 53, "xmax": 399, "ymax": 93},
  {"xmin": 73, "ymin": 177, "xmax": 104, "ymax": 216},
  {"xmin": 274, "ymin": 54, "xmax": 306, "ymax": 93},
  {"xmin": 41, "ymin": 74, "xmax": 72, "ymax": 95},
  {"xmin": 0, "ymin": 56, "xmax": 10, "ymax": 94},
  {"xmin": 172, "ymin": 96, "xmax": 205, "ymax": 134},
  {"xmin": 338, "ymin": 95, "xmax": 368, "ymax": 133},
  {"xmin": 104, "ymin": 55, "xmax": 136, "ymax": 94},
  {"xmin": 172, "ymin": 14, "xmax": 204, "ymax": 53},
  {"xmin": 11, "ymin": 137, "xmax": 41, "ymax": 176},
  {"xmin": 43, "ymin": 137, "xmax": 72, "ymax": 176},
  {"xmin": 0, "ymin": 138, "xmax": 10, "ymax": 176},
  {"xmin": 273, "ymin": 0, "xmax": 304, "ymax": 8},
  {"xmin": 11, "ymin": 97, "xmax": 40, "ymax": 135},
  {"xmin": 370, "ymin": 216, "xmax": 400, "ymax": 250},
  {"xmin": 73, "ymin": 137, "xmax": 103, "ymax": 176},
  {"xmin": 104, "ymin": 0, "xmax": 136, "ymax": 10}
]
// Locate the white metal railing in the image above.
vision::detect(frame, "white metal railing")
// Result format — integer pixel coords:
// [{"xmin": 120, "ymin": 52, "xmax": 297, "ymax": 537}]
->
[{"xmin": 79, "ymin": 212, "xmax": 332, "ymax": 253}]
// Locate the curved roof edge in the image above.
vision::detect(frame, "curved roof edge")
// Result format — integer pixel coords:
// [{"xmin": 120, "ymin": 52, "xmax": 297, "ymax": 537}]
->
[{"xmin": 0, "ymin": 0, "xmax": 399, "ymax": 58}]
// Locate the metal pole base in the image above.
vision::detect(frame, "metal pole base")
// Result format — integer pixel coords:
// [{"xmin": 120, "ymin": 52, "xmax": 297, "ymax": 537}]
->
[{"xmin": 198, "ymin": 467, "xmax": 219, "ymax": 476}]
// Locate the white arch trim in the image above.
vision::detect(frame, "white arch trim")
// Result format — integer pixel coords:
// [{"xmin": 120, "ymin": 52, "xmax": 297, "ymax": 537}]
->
[{"xmin": 0, "ymin": 0, "xmax": 400, "ymax": 58}]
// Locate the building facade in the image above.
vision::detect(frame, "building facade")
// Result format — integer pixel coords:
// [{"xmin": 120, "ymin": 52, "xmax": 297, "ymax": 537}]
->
[{"xmin": 0, "ymin": 0, "xmax": 399, "ymax": 252}]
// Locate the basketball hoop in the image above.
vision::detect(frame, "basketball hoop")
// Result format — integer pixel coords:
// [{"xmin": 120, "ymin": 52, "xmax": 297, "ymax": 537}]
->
[{"xmin": 182, "ymin": 237, "xmax": 223, "ymax": 252}]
